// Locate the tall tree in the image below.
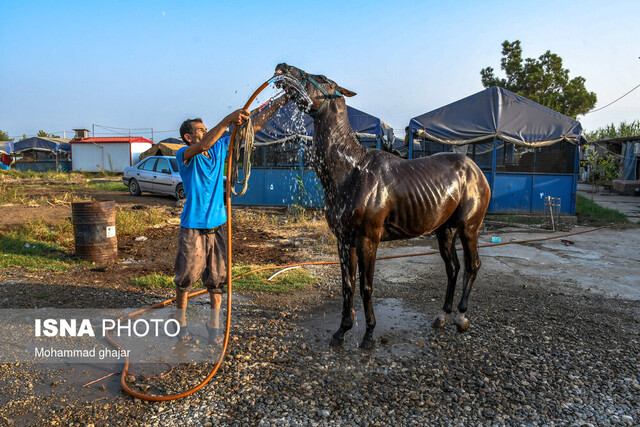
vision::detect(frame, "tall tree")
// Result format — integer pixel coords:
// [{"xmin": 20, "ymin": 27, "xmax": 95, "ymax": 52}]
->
[
  {"xmin": 585, "ymin": 120, "xmax": 640, "ymax": 141},
  {"xmin": 0, "ymin": 130, "xmax": 11, "ymax": 141},
  {"xmin": 480, "ymin": 40, "xmax": 597, "ymax": 119},
  {"xmin": 37, "ymin": 130, "xmax": 60, "ymax": 138}
]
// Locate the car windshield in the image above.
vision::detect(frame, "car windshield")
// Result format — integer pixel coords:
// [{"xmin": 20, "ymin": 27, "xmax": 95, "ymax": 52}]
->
[{"xmin": 170, "ymin": 158, "xmax": 178, "ymax": 172}]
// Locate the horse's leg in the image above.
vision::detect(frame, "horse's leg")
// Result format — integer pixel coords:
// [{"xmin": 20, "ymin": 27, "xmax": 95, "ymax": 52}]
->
[
  {"xmin": 330, "ymin": 241, "xmax": 357, "ymax": 347},
  {"xmin": 432, "ymin": 224, "xmax": 460, "ymax": 329},
  {"xmin": 356, "ymin": 236, "xmax": 378, "ymax": 349},
  {"xmin": 455, "ymin": 226, "xmax": 481, "ymax": 333}
]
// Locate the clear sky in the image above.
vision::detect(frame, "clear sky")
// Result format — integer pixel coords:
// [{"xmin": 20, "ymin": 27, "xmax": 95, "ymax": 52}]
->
[{"xmin": 1, "ymin": 0, "xmax": 638, "ymax": 141}]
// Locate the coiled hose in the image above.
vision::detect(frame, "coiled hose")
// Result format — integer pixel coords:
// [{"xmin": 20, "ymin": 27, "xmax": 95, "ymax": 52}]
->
[{"xmin": 230, "ymin": 118, "xmax": 254, "ymax": 197}]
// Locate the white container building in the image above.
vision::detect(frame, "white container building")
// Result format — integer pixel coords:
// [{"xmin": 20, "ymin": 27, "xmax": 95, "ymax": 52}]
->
[{"xmin": 70, "ymin": 129, "xmax": 152, "ymax": 172}]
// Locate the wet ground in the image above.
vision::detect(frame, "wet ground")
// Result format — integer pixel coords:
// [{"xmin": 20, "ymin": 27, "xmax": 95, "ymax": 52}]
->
[
  {"xmin": 1, "ymin": 183, "xmax": 639, "ymax": 424},
  {"xmin": 375, "ymin": 224, "xmax": 640, "ymax": 301}
]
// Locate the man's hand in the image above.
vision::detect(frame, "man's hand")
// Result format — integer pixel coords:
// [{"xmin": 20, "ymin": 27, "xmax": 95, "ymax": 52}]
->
[{"xmin": 226, "ymin": 109, "xmax": 250, "ymax": 126}]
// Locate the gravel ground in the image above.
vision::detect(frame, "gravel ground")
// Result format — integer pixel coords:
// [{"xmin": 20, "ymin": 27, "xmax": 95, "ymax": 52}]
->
[
  {"xmin": 1, "ymin": 231, "xmax": 639, "ymax": 426},
  {"xmin": 143, "ymin": 266, "xmax": 639, "ymax": 427}
]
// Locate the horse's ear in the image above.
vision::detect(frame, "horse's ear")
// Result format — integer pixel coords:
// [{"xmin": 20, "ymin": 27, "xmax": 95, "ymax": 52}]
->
[{"xmin": 337, "ymin": 86, "xmax": 357, "ymax": 97}]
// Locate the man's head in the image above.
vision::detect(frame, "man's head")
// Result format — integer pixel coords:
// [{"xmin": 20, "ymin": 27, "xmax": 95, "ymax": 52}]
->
[{"xmin": 180, "ymin": 118, "xmax": 207, "ymax": 145}]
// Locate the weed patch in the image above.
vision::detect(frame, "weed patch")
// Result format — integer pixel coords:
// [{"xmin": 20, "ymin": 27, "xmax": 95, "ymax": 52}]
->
[
  {"xmin": 232, "ymin": 264, "xmax": 316, "ymax": 293},
  {"xmin": 0, "ymin": 235, "xmax": 78, "ymax": 271},
  {"xmin": 116, "ymin": 207, "xmax": 168, "ymax": 238},
  {"xmin": 0, "ymin": 184, "xmax": 23, "ymax": 204},
  {"xmin": 130, "ymin": 273, "xmax": 187, "ymax": 289},
  {"xmin": 8, "ymin": 218, "xmax": 75, "ymax": 248},
  {"xmin": 0, "ymin": 183, "xmax": 91, "ymax": 206},
  {"xmin": 129, "ymin": 264, "xmax": 317, "ymax": 293},
  {"xmin": 576, "ymin": 195, "xmax": 628, "ymax": 225},
  {"xmin": 87, "ymin": 181, "xmax": 128, "ymax": 192}
]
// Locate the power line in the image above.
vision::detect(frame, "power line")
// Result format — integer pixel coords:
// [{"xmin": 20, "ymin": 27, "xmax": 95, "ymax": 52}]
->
[
  {"xmin": 93, "ymin": 123, "xmax": 153, "ymax": 131},
  {"xmin": 585, "ymin": 82, "xmax": 640, "ymax": 114},
  {"xmin": 591, "ymin": 141, "xmax": 624, "ymax": 159}
]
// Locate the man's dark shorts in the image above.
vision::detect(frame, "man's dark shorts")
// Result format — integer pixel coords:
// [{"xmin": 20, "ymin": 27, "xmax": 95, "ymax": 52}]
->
[{"xmin": 174, "ymin": 224, "xmax": 228, "ymax": 293}]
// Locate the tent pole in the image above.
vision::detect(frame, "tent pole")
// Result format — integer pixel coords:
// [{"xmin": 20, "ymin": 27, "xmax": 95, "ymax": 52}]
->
[
  {"xmin": 409, "ymin": 132, "xmax": 414, "ymax": 159},
  {"xmin": 572, "ymin": 142, "xmax": 580, "ymax": 215},
  {"xmin": 490, "ymin": 138, "xmax": 497, "ymax": 212}
]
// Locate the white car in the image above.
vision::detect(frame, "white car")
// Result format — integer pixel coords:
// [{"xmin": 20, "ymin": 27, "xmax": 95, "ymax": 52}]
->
[{"xmin": 122, "ymin": 156, "xmax": 185, "ymax": 200}]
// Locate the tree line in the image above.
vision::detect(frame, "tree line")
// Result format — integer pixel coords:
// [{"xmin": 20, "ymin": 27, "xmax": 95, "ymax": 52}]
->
[{"xmin": 0, "ymin": 130, "xmax": 60, "ymax": 141}]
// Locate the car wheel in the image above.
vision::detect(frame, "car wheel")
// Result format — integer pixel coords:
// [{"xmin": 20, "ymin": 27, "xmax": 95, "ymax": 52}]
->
[
  {"xmin": 129, "ymin": 179, "xmax": 141, "ymax": 196},
  {"xmin": 175, "ymin": 183, "xmax": 185, "ymax": 200}
]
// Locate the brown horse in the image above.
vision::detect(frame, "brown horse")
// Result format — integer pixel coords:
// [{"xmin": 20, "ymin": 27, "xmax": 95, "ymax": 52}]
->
[{"xmin": 275, "ymin": 63, "xmax": 491, "ymax": 349}]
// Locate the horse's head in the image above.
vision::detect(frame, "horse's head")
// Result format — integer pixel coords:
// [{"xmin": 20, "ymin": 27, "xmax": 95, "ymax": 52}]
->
[{"xmin": 274, "ymin": 63, "xmax": 356, "ymax": 116}]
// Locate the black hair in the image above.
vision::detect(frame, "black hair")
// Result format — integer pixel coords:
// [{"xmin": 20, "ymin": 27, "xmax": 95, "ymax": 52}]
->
[{"xmin": 180, "ymin": 118, "xmax": 203, "ymax": 144}]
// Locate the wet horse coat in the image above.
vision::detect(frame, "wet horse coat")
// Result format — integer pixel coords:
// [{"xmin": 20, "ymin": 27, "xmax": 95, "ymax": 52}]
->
[{"xmin": 275, "ymin": 64, "xmax": 491, "ymax": 349}]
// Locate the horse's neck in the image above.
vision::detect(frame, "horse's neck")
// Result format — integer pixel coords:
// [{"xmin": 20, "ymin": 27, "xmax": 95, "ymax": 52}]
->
[{"xmin": 312, "ymin": 105, "xmax": 366, "ymax": 195}]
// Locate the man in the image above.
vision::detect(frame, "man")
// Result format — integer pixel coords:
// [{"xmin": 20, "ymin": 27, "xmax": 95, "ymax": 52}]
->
[{"xmin": 174, "ymin": 94, "xmax": 289, "ymax": 344}]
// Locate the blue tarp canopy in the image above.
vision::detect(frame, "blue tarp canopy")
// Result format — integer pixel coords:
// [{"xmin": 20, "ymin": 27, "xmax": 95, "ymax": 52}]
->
[
  {"xmin": 409, "ymin": 87, "xmax": 586, "ymax": 147},
  {"xmin": 13, "ymin": 137, "xmax": 71, "ymax": 153},
  {"xmin": 254, "ymin": 101, "xmax": 395, "ymax": 148},
  {"xmin": 0, "ymin": 141, "xmax": 13, "ymax": 154},
  {"xmin": 619, "ymin": 139, "xmax": 639, "ymax": 181}
]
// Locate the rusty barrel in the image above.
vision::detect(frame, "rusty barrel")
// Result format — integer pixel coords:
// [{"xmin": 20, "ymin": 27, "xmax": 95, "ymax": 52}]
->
[{"xmin": 71, "ymin": 200, "xmax": 118, "ymax": 264}]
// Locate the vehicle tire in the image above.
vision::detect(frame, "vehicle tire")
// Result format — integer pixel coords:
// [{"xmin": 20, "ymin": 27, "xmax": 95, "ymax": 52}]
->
[
  {"xmin": 175, "ymin": 183, "xmax": 185, "ymax": 200},
  {"xmin": 129, "ymin": 179, "xmax": 141, "ymax": 196}
]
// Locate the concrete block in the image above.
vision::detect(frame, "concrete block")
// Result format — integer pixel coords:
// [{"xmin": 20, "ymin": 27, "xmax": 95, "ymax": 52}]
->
[{"xmin": 612, "ymin": 180, "xmax": 640, "ymax": 196}]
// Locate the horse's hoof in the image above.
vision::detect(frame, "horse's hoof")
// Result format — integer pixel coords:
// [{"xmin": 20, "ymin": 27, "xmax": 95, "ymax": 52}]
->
[
  {"xmin": 359, "ymin": 337, "xmax": 375, "ymax": 350},
  {"xmin": 431, "ymin": 315, "xmax": 445, "ymax": 329},
  {"xmin": 329, "ymin": 335, "xmax": 344, "ymax": 347},
  {"xmin": 455, "ymin": 317, "xmax": 469, "ymax": 333}
]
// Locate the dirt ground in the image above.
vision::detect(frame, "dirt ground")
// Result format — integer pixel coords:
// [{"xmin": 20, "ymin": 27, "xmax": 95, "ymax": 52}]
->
[
  {"xmin": 0, "ymin": 184, "xmax": 329, "ymax": 299},
  {"xmin": 1, "ymin": 184, "xmax": 639, "ymax": 425}
]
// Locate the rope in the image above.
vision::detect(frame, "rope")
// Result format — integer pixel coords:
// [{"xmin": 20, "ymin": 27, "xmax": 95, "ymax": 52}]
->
[{"xmin": 230, "ymin": 118, "xmax": 255, "ymax": 196}]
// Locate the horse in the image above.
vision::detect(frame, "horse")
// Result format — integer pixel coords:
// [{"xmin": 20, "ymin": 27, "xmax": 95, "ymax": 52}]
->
[{"xmin": 275, "ymin": 63, "xmax": 491, "ymax": 349}]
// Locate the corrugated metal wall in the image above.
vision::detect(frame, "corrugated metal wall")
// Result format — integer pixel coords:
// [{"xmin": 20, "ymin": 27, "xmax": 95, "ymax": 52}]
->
[{"xmin": 72, "ymin": 143, "xmax": 131, "ymax": 172}]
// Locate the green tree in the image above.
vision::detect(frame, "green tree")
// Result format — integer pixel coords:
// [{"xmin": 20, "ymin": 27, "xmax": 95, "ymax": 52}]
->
[
  {"xmin": 585, "ymin": 120, "xmax": 640, "ymax": 141},
  {"xmin": 581, "ymin": 144, "xmax": 619, "ymax": 204},
  {"xmin": 0, "ymin": 130, "xmax": 11, "ymax": 141},
  {"xmin": 37, "ymin": 130, "xmax": 61, "ymax": 138},
  {"xmin": 480, "ymin": 40, "xmax": 597, "ymax": 119}
]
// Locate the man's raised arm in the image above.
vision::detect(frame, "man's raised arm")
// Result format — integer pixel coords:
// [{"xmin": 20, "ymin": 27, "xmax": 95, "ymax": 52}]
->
[{"xmin": 183, "ymin": 109, "xmax": 250, "ymax": 163}]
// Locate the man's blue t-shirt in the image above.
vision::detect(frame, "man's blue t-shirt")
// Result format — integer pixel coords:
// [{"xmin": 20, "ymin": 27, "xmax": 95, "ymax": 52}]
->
[{"xmin": 176, "ymin": 136, "xmax": 229, "ymax": 229}]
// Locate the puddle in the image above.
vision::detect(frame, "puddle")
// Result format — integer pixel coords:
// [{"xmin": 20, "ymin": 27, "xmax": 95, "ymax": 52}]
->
[{"xmin": 296, "ymin": 297, "xmax": 430, "ymax": 356}]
